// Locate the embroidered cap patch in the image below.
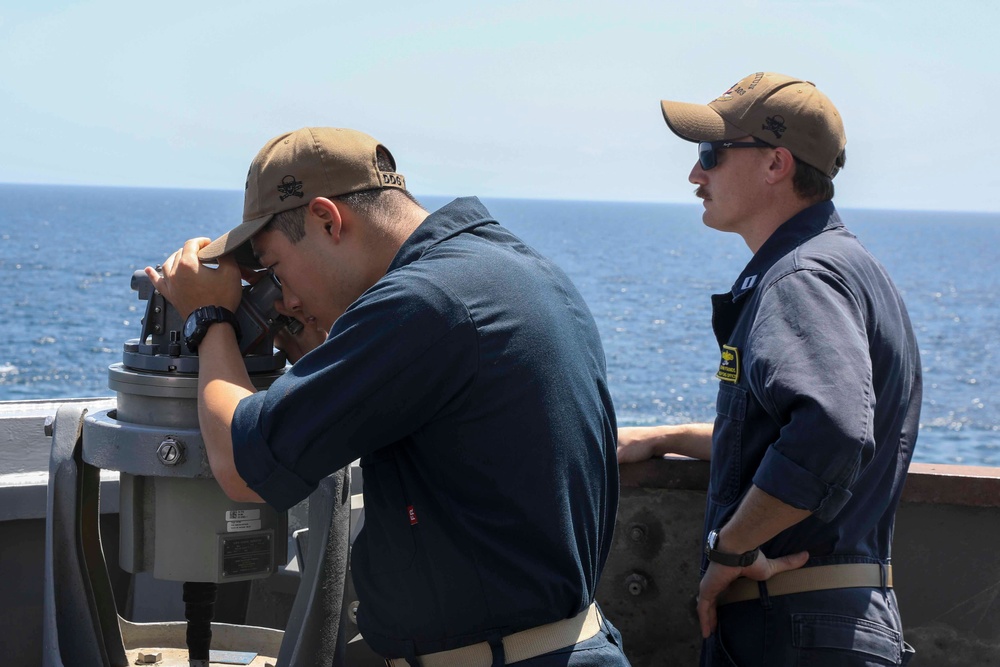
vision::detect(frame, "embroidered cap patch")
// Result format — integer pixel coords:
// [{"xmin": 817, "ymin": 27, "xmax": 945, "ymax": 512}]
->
[{"xmin": 716, "ymin": 345, "xmax": 740, "ymax": 383}]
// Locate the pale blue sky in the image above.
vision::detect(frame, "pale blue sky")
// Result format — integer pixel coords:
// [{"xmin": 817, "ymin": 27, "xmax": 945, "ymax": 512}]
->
[{"xmin": 2, "ymin": 0, "xmax": 997, "ymax": 212}]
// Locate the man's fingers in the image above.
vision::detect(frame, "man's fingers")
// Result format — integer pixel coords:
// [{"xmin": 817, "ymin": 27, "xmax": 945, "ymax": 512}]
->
[
  {"xmin": 185, "ymin": 237, "xmax": 213, "ymax": 251},
  {"xmin": 696, "ymin": 596, "xmax": 716, "ymax": 638},
  {"xmin": 161, "ymin": 250, "xmax": 177, "ymax": 274},
  {"xmin": 144, "ymin": 266, "xmax": 163, "ymax": 294},
  {"xmin": 769, "ymin": 550, "xmax": 810, "ymax": 575},
  {"xmin": 179, "ymin": 238, "xmax": 213, "ymax": 268},
  {"xmin": 143, "ymin": 239, "xmax": 240, "ymax": 317}
]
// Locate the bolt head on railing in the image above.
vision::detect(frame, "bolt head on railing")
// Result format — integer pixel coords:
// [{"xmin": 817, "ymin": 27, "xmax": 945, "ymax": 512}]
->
[
  {"xmin": 624, "ymin": 572, "xmax": 648, "ymax": 596},
  {"xmin": 628, "ymin": 523, "xmax": 648, "ymax": 543},
  {"xmin": 156, "ymin": 438, "xmax": 184, "ymax": 466}
]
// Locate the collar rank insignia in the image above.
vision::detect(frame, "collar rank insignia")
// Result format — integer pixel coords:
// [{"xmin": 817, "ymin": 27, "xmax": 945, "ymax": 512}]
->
[
  {"xmin": 740, "ymin": 274, "xmax": 758, "ymax": 292},
  {"xmin": 716, "ymin": 344, "xmax": 739, "ymax": 383},
  {"xmin": 277, "ymin": 175, "xmax": 304, "ymax": 201}
]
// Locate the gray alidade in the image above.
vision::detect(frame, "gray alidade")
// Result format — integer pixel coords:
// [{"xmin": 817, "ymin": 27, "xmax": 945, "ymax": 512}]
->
[
  {"xmin": 84, "ymin": 269, "xmax": 299, "ymax": 583},
  {"xmin": 78, "ymin": 269, "xmax": 303, "ymax": 666}
]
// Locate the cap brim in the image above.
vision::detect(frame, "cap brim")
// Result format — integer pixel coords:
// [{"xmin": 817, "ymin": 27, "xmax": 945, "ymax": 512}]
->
[
  {"xmin": 197, "ymin": 213, "xmax": 273, "ymax": 269},
  {"xmin": 660, "ymin": 100, "xmax": 743, "ymax": 143}
]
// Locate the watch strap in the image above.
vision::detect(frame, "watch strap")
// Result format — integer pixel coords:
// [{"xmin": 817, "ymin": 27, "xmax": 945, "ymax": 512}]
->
[
  {"xmin": 705, "ymin": 529, "xmax": 760, "ymax": 567},
  {"xmin": 185, "ymin": 305, "xmax": 241, "ymax": 352}
]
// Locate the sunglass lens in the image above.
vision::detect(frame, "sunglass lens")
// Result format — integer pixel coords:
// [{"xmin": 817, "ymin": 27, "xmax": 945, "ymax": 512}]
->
[{"xmin": 698, "ymin": 142, "xmax": 716, "ymax": 170}]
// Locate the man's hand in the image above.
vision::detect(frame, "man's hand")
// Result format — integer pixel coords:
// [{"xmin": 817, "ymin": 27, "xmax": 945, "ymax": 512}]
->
[
  {"xmin": 145, "ymin": 238, "xmax": 243, "ymax": 318},
  {"xmin": 616, "ymin": 427, "xmax": 658, "ymax": 463},
  {"xmin": 697, "ymin": 549, "xmax": 809, "ymax": 638}
]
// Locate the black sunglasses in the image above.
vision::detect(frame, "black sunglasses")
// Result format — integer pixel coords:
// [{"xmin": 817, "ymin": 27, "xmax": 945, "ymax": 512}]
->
[{"xmin": 698, "ymin": 138, "xmax": 772, "ymax": 170}]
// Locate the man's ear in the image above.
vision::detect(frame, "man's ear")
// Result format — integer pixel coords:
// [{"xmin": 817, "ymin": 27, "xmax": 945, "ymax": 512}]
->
[
  {"xmin": 307, "ymin": 197, "xmax": 343, "ymax": 241},
  {"xmin": 764, "ymin": 146, "xmax": 796, "ymax": 185}
]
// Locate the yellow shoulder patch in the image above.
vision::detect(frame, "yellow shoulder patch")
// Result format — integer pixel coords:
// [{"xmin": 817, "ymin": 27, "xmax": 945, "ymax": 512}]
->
[{"xmin": 716, "ymin": 345, "xmax": 740, "ymax": 383}]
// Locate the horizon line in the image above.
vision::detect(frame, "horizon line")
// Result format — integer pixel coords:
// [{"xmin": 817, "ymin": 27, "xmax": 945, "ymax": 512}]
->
[{"xmin": 1, "ymin": 180, "xmax": 997, "ymax": 217}]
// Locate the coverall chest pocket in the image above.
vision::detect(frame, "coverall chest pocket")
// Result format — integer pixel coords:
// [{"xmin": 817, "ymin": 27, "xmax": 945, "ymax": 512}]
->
[
  {"xmin": 358, "ymin": 450, "xmax": 417, "ymax": 574},
  {"xmin": 711, "ymin": 383, "xmax": 747, "ymax": 506}
]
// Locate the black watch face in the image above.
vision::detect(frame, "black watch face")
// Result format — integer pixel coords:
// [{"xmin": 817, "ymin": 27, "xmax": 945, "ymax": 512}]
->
[{"xmin": 184, "ymin": 312, "xmax": 199, "ymax": 340}]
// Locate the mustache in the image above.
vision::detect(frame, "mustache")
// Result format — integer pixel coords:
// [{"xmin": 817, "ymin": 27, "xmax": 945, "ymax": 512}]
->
[{"xmin": 694, "ymin": 187, "xmax": 708, "ymax": 200}]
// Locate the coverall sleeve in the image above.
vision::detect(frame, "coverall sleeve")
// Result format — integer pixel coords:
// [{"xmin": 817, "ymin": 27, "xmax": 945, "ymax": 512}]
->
[
  {"xmin": 747, "ymin": 268, "xmax": 874, "ymax": 522},
  {"xmin": 232, "ymin": 273, "xmax": 478, "ymax": 511}
]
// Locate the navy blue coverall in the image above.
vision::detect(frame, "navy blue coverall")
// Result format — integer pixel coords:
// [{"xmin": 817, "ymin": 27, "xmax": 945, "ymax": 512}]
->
[
  {"xmin": 231, "ymin": 198, "xmax": 629, "ymax": 665},
  {"xmin": 702, "ymin": 201, "xmax": 922, "ymax": 666}
]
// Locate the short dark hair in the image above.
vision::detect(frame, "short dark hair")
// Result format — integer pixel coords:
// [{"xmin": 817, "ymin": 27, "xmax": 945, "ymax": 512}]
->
[
  {"xmin": 266, "ymin": 204, "xmax": 308, "ymax": 244},
  {"xmin": 264, "ymin": 146, "xmax": 422, "ymax": 245},
  {"xmin": 792, "ymin": 149, "xmax": 846, "ymax": 202},
  {"xmin": 332, "ymin": 187, "xmax": 422, "ymax": 220}
]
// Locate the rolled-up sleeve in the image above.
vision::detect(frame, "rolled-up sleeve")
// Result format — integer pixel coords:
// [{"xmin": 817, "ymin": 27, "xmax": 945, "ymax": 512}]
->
[
  {"xmin": 753, "ymin": 446, "xmax": 854, "ymax": 521},
  {"xmin": 232, "ymin": 391, "xmax": 318, "ymax": 511},
  {"xmin": 748, "ymin": 268, "xmax": 873, "ymax": 522}
]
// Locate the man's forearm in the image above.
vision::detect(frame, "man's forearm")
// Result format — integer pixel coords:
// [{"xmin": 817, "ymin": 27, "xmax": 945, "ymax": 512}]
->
[
  {"xmin": 640, "ymin": 423, "xmax": 714, "ymax": 460},
  {"xmin": 717, "ymin": 485, "xmax": 812, "ymax": 554},
  {"xmin": 197, "ymin": 324, "xmax": 263, "ymax": 503},
  {"xmin": 664, "ymin": 423, "xmax": 714, "ymax": 460}
]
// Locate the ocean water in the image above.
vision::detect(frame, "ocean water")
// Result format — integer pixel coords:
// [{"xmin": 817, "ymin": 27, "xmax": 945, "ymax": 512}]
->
[{"xmin": 0, "ymin": 184, "xmax": 997, "ymax": 466}]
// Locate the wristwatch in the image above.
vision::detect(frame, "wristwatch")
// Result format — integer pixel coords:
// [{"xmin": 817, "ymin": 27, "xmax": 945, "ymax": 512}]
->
[
  {"xmin": 183, "ymin": 306, "xmax": 241, "ymax": 353},
  {"xmin": 705, "ymin": 529, "xmax": 760, "ymax": 567}
]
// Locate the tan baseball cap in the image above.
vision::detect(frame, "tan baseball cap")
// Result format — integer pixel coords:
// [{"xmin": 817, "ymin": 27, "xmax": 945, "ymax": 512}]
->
[
  {"xmin": 199, "ymin": 127, "xmax": 406, "ymax": 267},
  {"xmin": 660, "ymin": 72, "xmax": 846, "ymax": 177}
]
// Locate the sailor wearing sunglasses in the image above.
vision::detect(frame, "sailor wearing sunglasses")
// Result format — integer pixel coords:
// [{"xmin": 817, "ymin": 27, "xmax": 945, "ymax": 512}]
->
[{"xmin": 617, "ymin": 72, "xmax": 921, "ymax": 666}]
